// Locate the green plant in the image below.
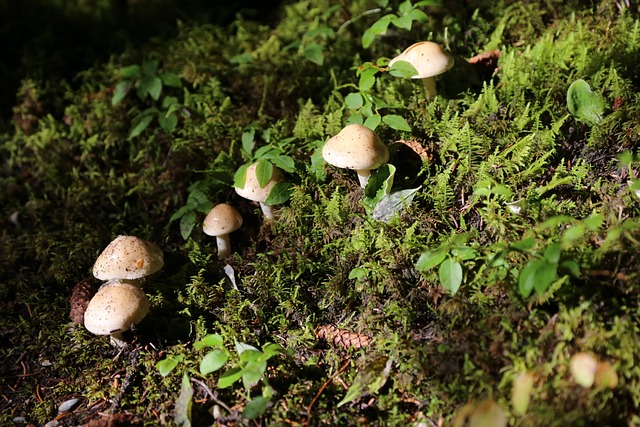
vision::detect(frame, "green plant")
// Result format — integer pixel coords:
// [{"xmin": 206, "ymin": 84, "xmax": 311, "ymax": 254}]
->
[
  {"xmin": 156, "ymin": 333, "xmax": 288, "ymax": 421},
  {"xmin": 112, "ymin": 59, "xmax": 184, "ymax": 139},
  {"xmin": 415, "ymin": 234, "xmax": 479, "ymax": 295},
  {"xmin": 169, "ymin": 181, "xmax": 215, "ymax": 240},
  {"xmin": 566, "ymin": 79, "xmax": 606, "ymax": 126},
  {"xmin": 232, "ymin": 127, "xmax": 296, "ymax": 206},
  {"xmin": 361, "ymin": 0, "xmax": 439, "ymax": 48}
]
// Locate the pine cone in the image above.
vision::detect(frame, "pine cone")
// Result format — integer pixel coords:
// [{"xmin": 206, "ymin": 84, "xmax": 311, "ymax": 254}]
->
[
  {"xmin": 315, "ymin": 325, "xmax": 372, "ymax": 349},
  {"xmin": 70, "ymin": 278, "xmax": 99, "ymax": 325}
]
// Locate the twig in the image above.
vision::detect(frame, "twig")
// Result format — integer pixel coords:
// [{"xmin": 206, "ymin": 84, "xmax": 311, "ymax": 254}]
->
[{"xmin": 304, "ymin": 358, "xmax": 351, "ymax": 425}]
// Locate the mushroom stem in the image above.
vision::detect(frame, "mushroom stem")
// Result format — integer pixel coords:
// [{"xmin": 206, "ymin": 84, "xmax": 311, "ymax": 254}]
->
[
  {"xmin": 215, "ymin": 234, "xmax": 231, "ymax": 259},
  {"xmin": 259, "ymin": 202, "xmax": 275, "ymax": 222},
  {"xmin": 421, "ymin": 77, "xmax": 438, "ymax": 100},
  {"xmin": 110, "ymin": 332, "xmax": 127, "ymax": 348},
  {"xmin": 355, "ymin": 169, "xmax": 372, "ymax": 188}
]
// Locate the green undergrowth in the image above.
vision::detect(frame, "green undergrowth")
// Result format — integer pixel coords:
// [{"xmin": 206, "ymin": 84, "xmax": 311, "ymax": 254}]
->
[{"xmin": 1, "ymin": 0, "xmax": 640, "ymax": 425}]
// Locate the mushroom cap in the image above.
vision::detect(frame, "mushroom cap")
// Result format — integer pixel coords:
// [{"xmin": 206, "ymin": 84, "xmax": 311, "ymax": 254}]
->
[
  {"xmin": 83, "ymin": 280, "xmax": 150, "ymax": 336},
  {"xmin": 389, "ymin": 41, "xmax": 454, "ymax": 79},
  {"xmin": 234, "ymin": 162, "xmax": 285, "ymax": 203},
  {"xmin": 203, "ymin": 203, "xmax": 243, "ymax": 236},
  {"xmin": 92, "ymin": 235, "xmax": 164, "ymax": 281},
  {"xmin": 322, "ymin": 124, "xmax": 389, "ymax": 171}
]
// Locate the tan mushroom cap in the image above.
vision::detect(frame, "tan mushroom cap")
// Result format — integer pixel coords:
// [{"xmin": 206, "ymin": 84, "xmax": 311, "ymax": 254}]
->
[
  {"xmin": 322, "ymin": 124, "xmax": 389, "ymax": 171},
  {"xmin": 389, "ymin": 41, "xmax": 453, "ymax": 79},
  {"xmin": 92, "ymin": 235, "xmax": 164, "ymax": 281},
  {"xmin": 234, "ymin": 162, "xmax": 284, "ymax": 203},
  {"xmin": 83, "ymin": 280, "xmax": 150, "ymax": 336},
  {"xmin": 203, "ymin": 203, "xmax": 243, "ymax": 236}
]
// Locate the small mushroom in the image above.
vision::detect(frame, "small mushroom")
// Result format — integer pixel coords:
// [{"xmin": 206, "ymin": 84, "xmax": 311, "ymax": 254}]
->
[
  {"xmin": 203, "ymin": 203, "xmax": 243, "ymax": 259},
  {"xmin": 322, "ymin": 124, "xmax": 389, "ymax": 187},
  {"xmin": 92, "ymin": 235, "xmax": 164, "ymax": 282},
  {"xmin": 83, "ymin": 280, "xmax": 150, "ymax": 347},
  {"xmin": 389, "ymin": 41, "xmax": 454, "ymax": 100},
  {"xmin": 234, "ymin": 162, "xmax": 284, "ymax": 222}
]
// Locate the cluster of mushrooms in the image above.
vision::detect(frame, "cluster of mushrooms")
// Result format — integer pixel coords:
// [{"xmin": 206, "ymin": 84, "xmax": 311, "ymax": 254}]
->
[
  {"xmin": 80, "ymin": 41, "xmax": 453, "ymax": 344},
  {"xmin": 83, "ymin": 236, "xmax": 164, "ymax": 347}
]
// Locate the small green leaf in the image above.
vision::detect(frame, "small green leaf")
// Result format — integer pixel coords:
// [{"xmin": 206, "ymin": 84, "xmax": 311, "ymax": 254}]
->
[
  {"xmin": 255, "ymin": 159, "xmax": 273, "ymax": 188},
  {"xmin": 543, "ymin": 243, "xmax": 562, "ymax": 264},
  {"xmin": 303, "ymin": 43, "xmax": 324, "ymax": 65},
  {"xmin": 233, "ymin": 164, "xmax": 250, "ymax": 189},
  {"xmin": 359, "ymin": 67, "xmax": 378, "ymax": 91},
  {"xmin": 120, "ymin": 64, "xmax": 141, "ymax": 78},
  {"xmin": 382, "ymin": 114, "xmax": 411, "ymax": 132},
  {"xmin": 567, "ymin": 79, "xmax": 606, "ymax": 126},
  {"xmin": 138, "ymin": 75, "xmax": 163, "ymax": 100},
  {"xmin": 345, "ymin": 93, "xmax": 364, "ymax": 110},
  {"xmin": 179, "ymin": 211, "xmax": 196, "ymax": 240},
  {"xmin": 242, "ymin": 129, "xmax": 255, "ymax": 155},
  {"xmin": 511, "ymin": 236, "xmax": 536, "ymax": 251},
  {"xmin": 346, "ymin": 112, "xmax": 364, "ymax": 126},
  {"xmin": 265, "ymin": 181, "xmax": 293, "ymax": 206},
  {"xmin": 193, "ymin": 333, "xmax": 224, "ymax": 349},
  {"xmin": 271, "ymin": 155, "xmax": 296, "ymax": 173},
  {"xmin": 243, "ymin": 396, "xmax": 271, "ymax": 420},
  {"xmin": 162, "ymin": 95, "xmax": 179, "ymax": 108},
  {"xmin": 160, "ymin": 72, "xmax": 182, "ymax": 88},
  {"xmin": 348, "ymin": 267, "xmax": 368, "ymax": 280},
  {"xmin": 361, "ymin": 29, "xmax": 377, "ymax": 49},
  {"xmin": 128, "ymin": 113, "xmax": 155, "ymax": 139},
  {"xmin": 218, "ymin": 367, "xmax": 243, "ymax": 388},
  {"xmin": 235, "ymin": 341, "xmax": 260, "ymax": 355},
  {"xmin": 363, "ymin": 114, "xmax": 382, "ymax": 131},
  {"xmin": 156, "ymin": 354, "xmax": 184, "ymax": 377},
  {"xmin": 142, "ymin": 59, "xmax": 159, "ymax": 76},
  {"xmin": 416, "ymin": 248, "xmax": 448, "ymax": 271},
  {"xmin": 519, "ymin": 259, "xmax": 557, "ymax": 297},
  {"xmin": 158, "ymin": 111, "xmax": 178, "ymax": 132},
  {"xmin": 560, "ymin": 260, "xmax": 581, "ymax": 278},
  {"xmin": 200, "ymin": 350, "xmax": 228, "ymax": 376},
  {"xmin": 439, "ymin": 258, "xmax": 463, "ymax": 295},
  {"xmin": 112, "ymin": 81, "xmax": 132, "ymax": 106},
  {"xmin": 388, "ymin": 60, "xmax": 418, "ymax": 78},
  {"xmin": 390, "ymin": 14, "xmax": 413, "ymax": 31},
  {"xmin": 363, "ymin": 164, "xmax": 396, "ymax": 210},
  {"xmin": 242, "ymin": 360, "xmax": 267, "ymax": 389},
  {"xmin": 174, "ymin": 373, "xmax": 193, "ymax": 427}
]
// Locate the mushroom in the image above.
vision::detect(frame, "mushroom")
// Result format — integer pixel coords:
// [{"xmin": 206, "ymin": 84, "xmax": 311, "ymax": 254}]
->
[
  {"xmin": 322, "ymin": 124, "xmax": 389, "ymax": 187},
  {"xmin": 92, "ymin": 235, "xmax": 164, "ymax": 283},
  {"xmin": 83, "ymin": 280, "xmax": 150, "ymax": 347},
  {"xmin": 388, "ymin": 41, "xmax": 454, "ymax": 100},
  {"xmin": 203, "ymin": 203, "xmax": 243, "ymax": 259},
  {"xmin": 234, "ymin": 162, "xmax": 284, "ymax": 222}
]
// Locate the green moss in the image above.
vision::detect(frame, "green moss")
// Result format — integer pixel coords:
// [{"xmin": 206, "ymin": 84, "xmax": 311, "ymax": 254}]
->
[{"xmin": 2, "ymin": 0, "xmax": 640, "ymax": 425}]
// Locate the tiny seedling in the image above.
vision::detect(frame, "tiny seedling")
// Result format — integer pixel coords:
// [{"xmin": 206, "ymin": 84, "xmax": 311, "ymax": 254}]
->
[
  {"xmin": 361, "ymin": 0, "xmax": 439, "ymax": 48},
  {"xmin": 112, "ymin": 59, "xmax": 184, "ymax": 139}
]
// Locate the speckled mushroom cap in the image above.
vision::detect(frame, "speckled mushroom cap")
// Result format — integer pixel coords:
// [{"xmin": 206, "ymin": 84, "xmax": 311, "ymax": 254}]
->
[
  {"xmin": 203, "ymin": 203, "xmax": 243, "ymax": 236},
  {"xmin": 322, "ymin": 124, "xmax": 389, "ymax": 170},
  {"xmin": 92, "ymin": 235, "xmax": 164, "ymax": 281},
  {"xmin": 83, "ymin": 280, "xmax": 150, "ymax": 336},
  {"xmin": 234, "ymin": 162, "xmax": 285, "ymax": 203},
  {"xmin": 389, "ymin": 41, "xmax": 453, "ymax": 79}
]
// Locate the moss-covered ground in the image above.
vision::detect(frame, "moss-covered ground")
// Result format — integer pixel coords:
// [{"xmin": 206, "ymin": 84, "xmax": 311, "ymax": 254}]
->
[{"xmin": 2, "ymin": 0, "xmax": 640, "ymax": 425}]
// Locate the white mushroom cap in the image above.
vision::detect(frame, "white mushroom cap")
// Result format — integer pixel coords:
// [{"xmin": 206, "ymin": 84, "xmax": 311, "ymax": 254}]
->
[
  {"xmin": 389, "ymin": 41, "xmax": 454, "ymax": 79},
  {"xmin": 234, "ymin": 162, "xmax": 284, "ymax": 203},
  {"xmin": 203, "ymin": 204, "xmax": 243, "ymax": 236},
  {"xmin": 322, "ymin": 124, "xmax": 389, "ymax": 187},
  {"xmin": 83, "ymin": 280, "xmax": 150, "ymax": 337},
  {"xmin": 92, "ymin": 235, "xmax": 164, "ymax": 281}
]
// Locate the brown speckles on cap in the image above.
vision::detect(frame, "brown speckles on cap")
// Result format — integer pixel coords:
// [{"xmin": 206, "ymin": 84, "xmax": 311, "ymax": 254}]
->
[
  {"xmin": 83, "ymin": 280, "xmax": 150, "ymax": 336},
  {"xmin": 92, "ymin": 235, "xmax": 164, "ymax": 281}
]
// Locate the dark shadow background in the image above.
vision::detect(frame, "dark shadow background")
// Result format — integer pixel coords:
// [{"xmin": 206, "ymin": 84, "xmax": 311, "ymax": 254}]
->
[{"xmin": 0, "ymin": 0, "xmax": 285, "ymax": 121}]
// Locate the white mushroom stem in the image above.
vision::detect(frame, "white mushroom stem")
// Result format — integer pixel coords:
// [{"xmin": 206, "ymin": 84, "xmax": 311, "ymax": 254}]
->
[
  {"xmin": 422, "ymin": 77, "xmax": 438, "ymax": 100},
  {"xmin": 356, "ymin": 169, "xmax": 372, "ymax": 188},
  {"xmin": 110, "ymin": 332, "xmax": 127, "ymax": 348},
  {"xmin": 216, "ymin": 234, "xmax": 232, "ymax": 259},
  {"xmin": 259, "ymin": 202, "xmax": 275, "ymax": 222}
]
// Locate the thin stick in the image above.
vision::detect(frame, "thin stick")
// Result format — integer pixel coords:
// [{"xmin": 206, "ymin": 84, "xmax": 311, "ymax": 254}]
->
[{"xmin": 304, "ymin": 358, "xmax": 351, "ymax": 424}]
